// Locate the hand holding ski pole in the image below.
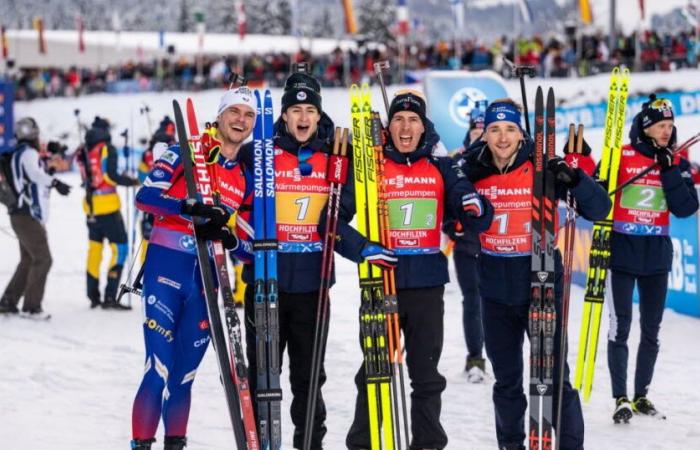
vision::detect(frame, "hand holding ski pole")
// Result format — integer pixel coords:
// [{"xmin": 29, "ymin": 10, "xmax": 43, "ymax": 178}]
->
[
  {"xmin": 547, "ymin": 156, "xmax": 580, "ymax": 187},
  {"xmin": 193, "ymin": 223, "xmax": 239, "ymax": 250}
]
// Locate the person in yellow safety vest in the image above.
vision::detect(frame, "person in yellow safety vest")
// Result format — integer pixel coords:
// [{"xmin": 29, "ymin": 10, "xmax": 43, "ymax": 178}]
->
[{"xmin": 76, "ymin": 116, "xmax": 140, "ymax": 309}]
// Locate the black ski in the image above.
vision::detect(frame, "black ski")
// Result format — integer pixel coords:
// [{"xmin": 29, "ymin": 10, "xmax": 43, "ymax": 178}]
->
[
  {"xmin": 172, "ymin": 100, "xmax": 248, "ymax": 449},
  {"xmin": 528, "ymin": 87, "xmax": 556, "ymax": 450}
]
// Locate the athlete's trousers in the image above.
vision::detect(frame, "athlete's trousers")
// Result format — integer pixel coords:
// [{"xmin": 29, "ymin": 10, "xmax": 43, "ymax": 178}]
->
[
  {"xmin": 346, "ymin": 286, "xmax": 448, "ymax": 450},
  {"xmin": 86, "ymin": 211, "xmax": 128, "ymax": 304},
  {"xmin": 453, "ymin": 251, "xmax": 484, "ymax": 360},
  {"xmin": 244, "ymin": 285, "xmax": 328, "ymax": 450},
  {"xmin": 607, "ymin": 270, "xmax": 668, "ymax": 399},
  {"xmin": 482, "ymin": 299, "xmax": 584, "ymax": 450},
  {"xmin": 131, "ymin": 244, "xmax": 210, "ymax": 440}
]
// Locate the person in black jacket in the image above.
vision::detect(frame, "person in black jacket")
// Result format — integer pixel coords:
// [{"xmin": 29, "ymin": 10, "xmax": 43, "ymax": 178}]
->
[
  {"xmin": 462, "ymin": 99, "xmax": 611, "ymax": 450},
  {"xmin": 444, "ymin": 106, "xmax": 488, "ymax": 381},
  {"xmin": 238, "ymin": 69, "xmax": 341, "ymax": 450},
  {"xmin": 334, "ymin": 90, "xmax": 493, "ymax": 450},
  {"xmin": 607, "ymin": 94, "xmax": 699, "ymax": 422}
]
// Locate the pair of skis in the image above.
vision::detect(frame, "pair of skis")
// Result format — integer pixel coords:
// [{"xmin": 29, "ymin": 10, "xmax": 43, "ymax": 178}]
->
[
  {"xmin": 350, "ymin": 83, "xmax": 409, "ymax": 450},
  {"xmin": 529, "ymin": 86, "xmax": 557, "ymax": 450},
  {"xmin": 172, "ymin": 98, "xmax": 260, "ymax": 449},
  {"xmin": 573, "ymin": 67, "xmax": 630, "ymax": 402},
  {"xmin": 251, "ymin": 90, "xmax": 283, "ymax": 450}
]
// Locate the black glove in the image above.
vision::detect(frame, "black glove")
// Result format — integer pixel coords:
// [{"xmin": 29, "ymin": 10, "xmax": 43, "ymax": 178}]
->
[
  {"xmin": 194, "ymin": 223, "xmax": 239, "ymax": 250},
  {"xmin": 562, "ymin": 135, "xmax": 592, "ymax": 156},
  {"xmin": 122, "ymin": 175, "xmax": 140, "ymax": 186},
  {"xmin": 51, "ymin": 179, "xmax": 71, "ymax": 196},
  {"xmin": 654, "ymin": 147, "xmax": 674, "ymax": 171},
  {"xmin": 547, "ymin": 156, "xmax": 580, "ymax": 188},
  {"xmin": 442, "ymin": 220, "xmax": 464, "ymax": 241},
  {"xmin": 181, "ymin": 199, "xmax": 231, "ymax": 226}
]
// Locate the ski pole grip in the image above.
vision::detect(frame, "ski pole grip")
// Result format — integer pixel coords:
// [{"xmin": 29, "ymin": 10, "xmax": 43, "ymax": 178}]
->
[
  {"xmin": 327, "ymin": 153, "xmax": 348, "ymax": 184},
  {"xmin": 327, "ymin": 128, "xmax": 349, "ymax": 184}
]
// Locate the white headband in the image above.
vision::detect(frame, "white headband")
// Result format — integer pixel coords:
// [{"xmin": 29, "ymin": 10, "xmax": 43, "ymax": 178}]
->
[{"xmin": 217, "ymin": 87, "xmax": 257, "ymax": 117}]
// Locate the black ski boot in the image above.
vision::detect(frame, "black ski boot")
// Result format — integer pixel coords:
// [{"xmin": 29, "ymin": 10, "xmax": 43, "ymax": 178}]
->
[
  {"xmin": 613, "ymin": 396, "xmax": 633, "ymax": 424},
  {"xmin": 102, "ymin": 296, "xmax": 132, "ymax": 310},
  {"xmin": 0, "ymin": 299, "xmax": 19, "ymax": 314},
  {"xmin": 130, "ymin": 438, "xmax": 155, "ymax": 449},
  {"xmin": 632, "ymin": 396, "xmax": 666, "ymax": 419},
  {"xmin": 164, "ymin": 436, "xmax": 187, "ymax": 450}
]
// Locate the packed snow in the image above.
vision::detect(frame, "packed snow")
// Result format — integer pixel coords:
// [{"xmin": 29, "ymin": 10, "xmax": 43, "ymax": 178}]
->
[{"xmin": 2, "ymin": 71, "xmax": 700, "ymax": 449}]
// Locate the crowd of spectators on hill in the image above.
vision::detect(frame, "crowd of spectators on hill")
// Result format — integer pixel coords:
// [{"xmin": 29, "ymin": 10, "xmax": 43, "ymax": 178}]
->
[{"xmin": 7, "ymin": 28, "xmax": 699, "ymax": 101}]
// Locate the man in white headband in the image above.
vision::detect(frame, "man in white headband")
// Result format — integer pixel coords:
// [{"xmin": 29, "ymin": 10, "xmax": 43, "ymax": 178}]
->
[{"xmin": 216, "ymin": 86, "xmax": 257, "ymax": 161}]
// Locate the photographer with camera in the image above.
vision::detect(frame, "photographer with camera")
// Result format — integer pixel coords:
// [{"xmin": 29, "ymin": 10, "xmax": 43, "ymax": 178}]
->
[{"xmin": 0, "ymin": 117, "xmax": 71, "ymax": 319}]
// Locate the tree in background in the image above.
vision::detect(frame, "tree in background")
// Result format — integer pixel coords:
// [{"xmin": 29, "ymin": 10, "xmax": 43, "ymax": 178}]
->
[{"xmin": 357, "ymin": 0, "xmax": 395, "ymax": 42}]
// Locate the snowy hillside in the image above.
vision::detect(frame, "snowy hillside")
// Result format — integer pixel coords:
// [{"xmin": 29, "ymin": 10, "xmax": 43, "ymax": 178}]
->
[{"xmin": 3, "ymin": 70, "xmax": 700, "ymax": 449}]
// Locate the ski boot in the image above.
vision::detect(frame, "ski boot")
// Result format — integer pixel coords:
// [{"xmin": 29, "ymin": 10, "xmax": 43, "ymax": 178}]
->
[
  {"xmin": 164, "ymin": 436, "xmax": 187, "ymax": 450},
  {"xmin": 632, "ymin": 396, "xmax": 666, "ymax": 420},
  {"xmin": 130, "ymin": 438, "xmax": 155, "ymax": 449},
  {"xmin": 102, "ymin": 296, "xmax": 133, "ymax": 310},
  {"xmin": 0, "ymin": 299, "xmax": 19, "ymax": 314},
  {"xmin": 466, "ymin": 357, "xmax": 486, "ymax": 383},
  {"xmin": 612, "ymin": 396, "xmax": 633, "ymax": 424}
]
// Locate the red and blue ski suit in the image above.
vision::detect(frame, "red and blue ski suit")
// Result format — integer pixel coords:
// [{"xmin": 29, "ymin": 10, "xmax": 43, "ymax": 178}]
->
[{"xmin": 131, "ymin": 144, "xmax": 250, "ymax": 441}]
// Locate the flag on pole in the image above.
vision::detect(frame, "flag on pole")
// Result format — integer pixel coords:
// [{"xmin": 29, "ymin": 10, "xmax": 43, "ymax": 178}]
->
[
  {"xmin": 235, "ymin": 1, "xmax": 247, "ymax": 39},
  {"xmin": 33, "ymin": 17, "xmax": 46, "ymax": 54},
  {"xmin": 451, "ymin": 0, "xmax": 464, "ymax": 30},
  {"xmin": 579, "ymin": 0, "xmax": 593, "ymax": 25},
  {"xmin": 516, "ymin": 0, "xmax": 532, "ymax": 24},
  {"xmin": 341, "ymin": 0, "xmax": 357, "ymax": 34},
  {"xmin": 1, "ymin": 25, "xmax": 8, "ymax": 60},
  {"xmin": 158, "ymin": 29, "xmax": 165, "ymax": 48},
  {"xmin": 396, "ymin": 0, "xmax": 410, "ymax": 35},
  {"xmin": 638, "ymin": 0, "xmax": 645, "ymax": 20},
  {"xmin": 76, "ymin": 14, "xmax": 85, "ymax": 53},
  {"xmin": 194, "ymin": 11, "xmax": 206, "ymax": 50}
]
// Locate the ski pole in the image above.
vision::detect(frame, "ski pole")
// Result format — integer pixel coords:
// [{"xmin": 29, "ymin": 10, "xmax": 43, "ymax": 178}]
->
[
  {"xmin": 607, "ymin": 131, "xmax": 700, "ymax": 197},
  {"xmin": 140, "ymin": 103, "xmax": 153, "ymax": 136},
  {"xmin": 373, "ymin": 61, "xmax": 392, "ymax": 117},
  {"xmin": 303, "ymin": 127, "xmax": 349, "ymax": 450},
  {"xmin": 555, "ymin": 124, "xmax": 581, "ymax": 450},
  {"xmin": 502, "ymin": 57, "xmax": 536, "ymax": 136},
  {"xmin": 372, "ymin": 111, "xmax": 409, "ymax": 450}
]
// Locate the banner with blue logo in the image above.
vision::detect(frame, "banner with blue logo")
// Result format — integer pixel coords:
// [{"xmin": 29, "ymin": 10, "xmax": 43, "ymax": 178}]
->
[
  {"xmin": 0, "ymin": 79, "xmax": 14, "ymax": 153},
  {"xmin": 423, "ymin": 71, "xmax": 508, "ymax": 151},
  {"xmin": 546, "ymin": 89, "xmax": 700, "ymax": 134}
]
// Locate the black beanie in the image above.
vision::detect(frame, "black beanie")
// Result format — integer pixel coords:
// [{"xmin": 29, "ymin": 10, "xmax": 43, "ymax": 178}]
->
[
  {"xmin": 92, "ymin": 116, "xmax": 111, "ymax": 131},
  {"xmin": 638, "ymin": 94, "xmax": 674, "ymax": 129},
  {"xmin": 388, "ymin": 90, "xmax": 427, "ymax": 125},
  {"xmin": 281, "ymin": 72, "xmax": 322, "ymax": 113}
]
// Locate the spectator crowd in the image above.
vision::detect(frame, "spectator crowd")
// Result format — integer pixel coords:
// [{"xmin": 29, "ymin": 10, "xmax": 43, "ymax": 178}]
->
[{"xmin": 7, "ymin": 28, "xmax": 700, "ymax": 101}]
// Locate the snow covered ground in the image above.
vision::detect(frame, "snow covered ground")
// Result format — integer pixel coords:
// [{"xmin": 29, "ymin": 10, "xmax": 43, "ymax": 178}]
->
[{"xmin": 3, "ymin": 72, "xmax": 700, "ymax": 449}]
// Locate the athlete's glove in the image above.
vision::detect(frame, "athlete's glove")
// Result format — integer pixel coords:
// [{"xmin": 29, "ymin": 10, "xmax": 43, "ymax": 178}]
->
[
  {"xmin": 194, "ymin": 223, "xmax": 239, "ymax": 250},
  {"xmin": 181, "ymin": 199, "xmax": 231, "ymax": 226},
  {"xmin": 361, "ymin": 242, "xmax": 397, "ymax": 270},
  {"xmin": 462, "ymin": 192, "xmax": 484, "ymax": 217},
  {"xmin": 51, "ymin": 179, "xmax": 71, "ymax": 196},
  {"xmin": 442, "ymin": 220, "xmax": 464, "ymax": 241},
  {"xmin": 654, "ymin": 147, "xmax": 674, "ymax": 171},
  {"xmin": 547, "ymin": 156, "xmax": 580, "ymax": 188}
]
